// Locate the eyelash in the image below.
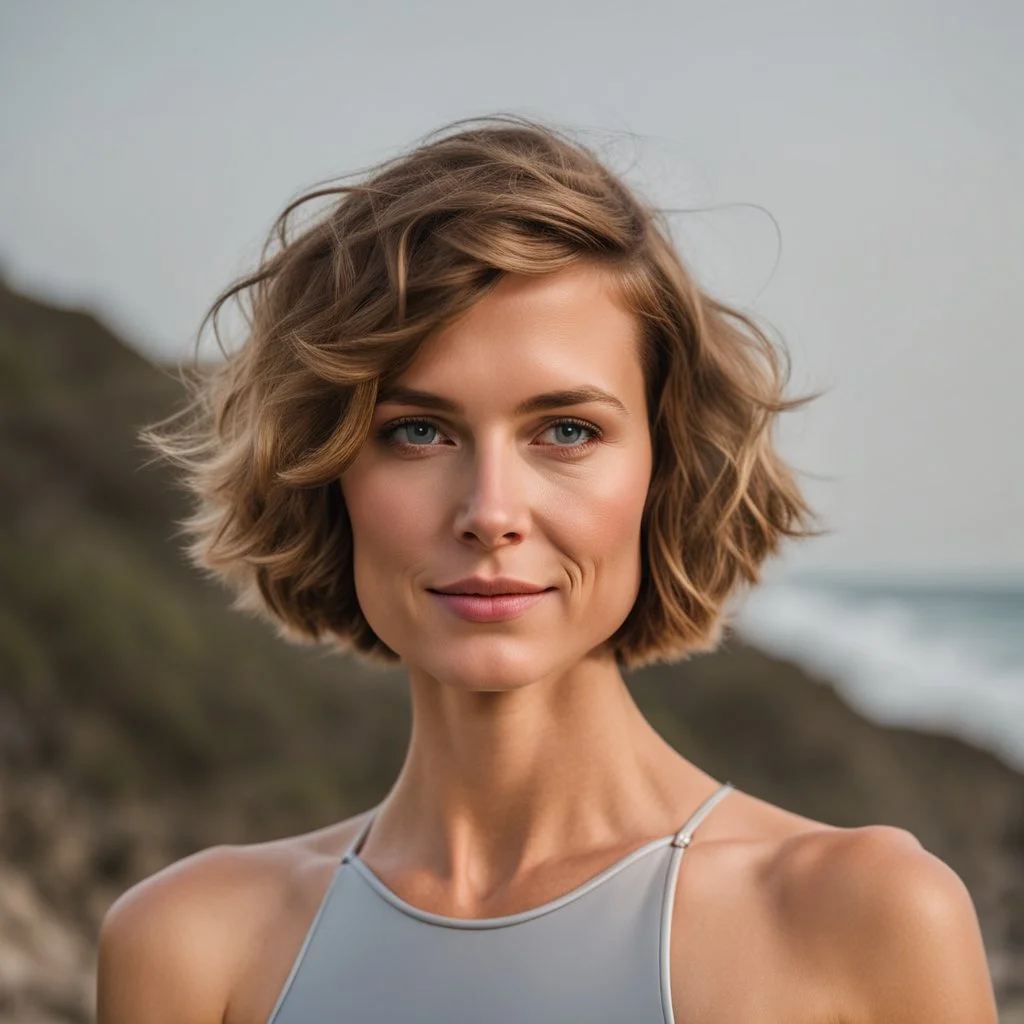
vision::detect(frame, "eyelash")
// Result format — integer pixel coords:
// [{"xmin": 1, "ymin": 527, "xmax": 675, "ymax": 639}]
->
[{"xmin": 377, "ymin": 416, "xmax": 604, "ymax": 458}]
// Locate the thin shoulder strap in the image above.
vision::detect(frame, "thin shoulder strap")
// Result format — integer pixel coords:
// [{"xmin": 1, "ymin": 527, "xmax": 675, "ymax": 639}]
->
[
  {"xmin": 266, "ymin": 809, "xmax": 378, "ymax": 1024},
  {"xmin": 670, "ymin": 781, "xmax": 734, "ymax": 849},
  {"xmin": 659, "ymin": 781, "xmax": 736, "ymax": 1024},
  {"xmin": 341, "ymin": 808, "xmax": 377, "ymax": 862}
]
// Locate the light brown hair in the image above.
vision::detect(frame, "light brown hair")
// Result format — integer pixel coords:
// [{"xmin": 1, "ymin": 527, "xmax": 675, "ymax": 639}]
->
[{"xmin": 143, "ymin": 113, "xmax": 825, "ymax": 670}]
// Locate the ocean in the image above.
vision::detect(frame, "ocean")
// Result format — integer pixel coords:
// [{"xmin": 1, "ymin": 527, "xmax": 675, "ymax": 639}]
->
[{"xmin": 733, "ymin": 575, "xmax": 1024, "ymax": 774}]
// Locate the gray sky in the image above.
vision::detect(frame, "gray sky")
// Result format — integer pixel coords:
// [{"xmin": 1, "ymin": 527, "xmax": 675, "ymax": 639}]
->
[{"xmin": 2, "ymin": 0, "xmax": 1021, "ymax": 580}]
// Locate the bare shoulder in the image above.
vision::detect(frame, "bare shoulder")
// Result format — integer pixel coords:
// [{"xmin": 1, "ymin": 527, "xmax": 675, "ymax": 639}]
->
[
  {"xmin": 667, "ymin": 788, "xmax": 847, "ymax": 1023},
  {"xmin": 770, "ymin": 822, "xmax": 999, "ymax": 1024},
  {"xmin": 669, "ymin": 788, "xmax": 997, "ymax": 1024},
  {"xmin": 97, "ymin": 813, "xmax": 371, "ymax": 1024}
]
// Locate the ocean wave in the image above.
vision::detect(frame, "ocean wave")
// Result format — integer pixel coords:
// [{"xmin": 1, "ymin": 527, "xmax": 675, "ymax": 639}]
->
[{"xmin": 734, "ymin": 581, "xmax": 1024, "ymax": 772}]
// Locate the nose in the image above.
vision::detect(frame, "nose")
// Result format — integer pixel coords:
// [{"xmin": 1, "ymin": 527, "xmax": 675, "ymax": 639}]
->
[{"xmin": 451, "ymin": 435, "xmax": 531, "ymax": 549}]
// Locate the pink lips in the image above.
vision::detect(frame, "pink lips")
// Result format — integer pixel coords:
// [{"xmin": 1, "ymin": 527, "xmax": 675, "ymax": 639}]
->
[{"xmin": 428, "ymin": 589, "xmax": 554, "ymax": 622}]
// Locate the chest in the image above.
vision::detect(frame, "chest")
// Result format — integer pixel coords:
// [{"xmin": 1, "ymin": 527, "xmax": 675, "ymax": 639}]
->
[{"xmin": 227, "ymin": 844, "xmax": 838, "ymax": 1024}]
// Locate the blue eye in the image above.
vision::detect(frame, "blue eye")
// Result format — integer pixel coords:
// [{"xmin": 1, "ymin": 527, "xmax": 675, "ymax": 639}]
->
[
  {"xmin": 548, "ymin": 422, "xmax": 593, "ymax": 446},
  {"xmin": 392, "ymin": 421, "xmax": 439, "ymax": 446}
]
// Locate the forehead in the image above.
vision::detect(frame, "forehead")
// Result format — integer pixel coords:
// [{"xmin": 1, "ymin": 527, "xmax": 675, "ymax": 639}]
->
[{"xmin": 393, "ymin": 264, "xmax": 644, "ymax": 405}]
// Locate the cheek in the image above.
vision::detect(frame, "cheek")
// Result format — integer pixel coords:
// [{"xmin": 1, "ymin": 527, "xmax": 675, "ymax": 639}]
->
[
  {"xmin": 339, "ymin": 463, "xmax": 443, "ymax": 653},
  {"xmin": 342, "ymin": 462, "xmax": 441, "ymax": 571},
  {"xmin": 544, "ymin": 451, "xmax": 650, "ymax": 583}
]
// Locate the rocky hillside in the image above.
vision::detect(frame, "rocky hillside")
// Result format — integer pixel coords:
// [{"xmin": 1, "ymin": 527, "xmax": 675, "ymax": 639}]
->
[{"xmin": 1, "ymin": 276, "xmax": 1021, "ymax": 1021}]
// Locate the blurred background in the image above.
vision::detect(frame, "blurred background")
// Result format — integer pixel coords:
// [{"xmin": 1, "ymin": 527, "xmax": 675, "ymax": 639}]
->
[{"xmin": 1, "ymin": 1, "xmax": 1022, "ymax": 1020}]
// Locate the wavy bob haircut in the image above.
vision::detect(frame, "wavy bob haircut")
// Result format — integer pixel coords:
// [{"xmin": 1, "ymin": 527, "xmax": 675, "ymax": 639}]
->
[{"xmin": 144, "ymin": 113, "xmax": 825, "ymax": 671}]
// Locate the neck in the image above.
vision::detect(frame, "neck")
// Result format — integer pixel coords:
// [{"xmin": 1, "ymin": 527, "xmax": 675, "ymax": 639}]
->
[{"xmin": 364, "ymin": 652, "xmax": 714, "ymax": 891}]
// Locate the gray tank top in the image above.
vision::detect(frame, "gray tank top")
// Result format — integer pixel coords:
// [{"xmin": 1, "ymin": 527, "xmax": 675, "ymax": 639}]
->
[{"xmin": 267, "ymin": 781, "xmax": 735, "ymax": 1024}]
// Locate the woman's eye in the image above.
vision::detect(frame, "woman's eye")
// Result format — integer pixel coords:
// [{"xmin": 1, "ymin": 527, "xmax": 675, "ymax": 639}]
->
[
  {"xmin": 390, "ymin": 421, "xmax": 441, "ymax": 446},
  {"xmin": 541, "ymin": 422, "xmax": 598, "ymax": 446}
]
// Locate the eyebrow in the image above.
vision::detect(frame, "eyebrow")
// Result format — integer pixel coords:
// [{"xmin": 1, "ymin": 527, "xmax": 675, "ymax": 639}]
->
[{"xmin": 375, "ymin": 384, "xmax": 629, "ymax": 418}]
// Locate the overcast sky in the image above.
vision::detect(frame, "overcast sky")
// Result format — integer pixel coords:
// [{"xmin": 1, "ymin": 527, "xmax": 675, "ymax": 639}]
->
[{"xmin": 2, "ymin": 0, "xmax": 1021, "ymax": 581}]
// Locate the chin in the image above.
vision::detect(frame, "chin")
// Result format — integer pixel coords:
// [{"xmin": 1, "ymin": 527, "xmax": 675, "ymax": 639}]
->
[{"xmin": 412, "ymin": 635, "xmax": 569, "ymax": 693}]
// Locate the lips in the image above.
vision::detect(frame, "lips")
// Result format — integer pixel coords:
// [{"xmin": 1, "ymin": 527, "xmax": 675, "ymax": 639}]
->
[
  {"xmin": 428, "ymin": 588, "xmax": 553, "ymax": 623},
  {"xmin": 428, "ymin": 576, "xmax": 549, "ymax": 597}
]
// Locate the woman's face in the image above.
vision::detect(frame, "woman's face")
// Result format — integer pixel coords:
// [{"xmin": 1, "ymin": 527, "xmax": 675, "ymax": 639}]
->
[{"xmin": 339, "ymin": 262, "xmax": 653, "ymax": 692}]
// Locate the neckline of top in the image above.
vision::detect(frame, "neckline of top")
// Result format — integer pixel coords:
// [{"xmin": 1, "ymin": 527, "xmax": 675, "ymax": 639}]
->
[{"xmin": 339, "ymin": 781, "xmax": 735, "ymax": 930}]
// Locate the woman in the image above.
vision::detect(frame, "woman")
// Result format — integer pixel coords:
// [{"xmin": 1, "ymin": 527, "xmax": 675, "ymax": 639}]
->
[{"xmin": 98, "ymin": 115, "xmax": 998, "ymax": 1023}]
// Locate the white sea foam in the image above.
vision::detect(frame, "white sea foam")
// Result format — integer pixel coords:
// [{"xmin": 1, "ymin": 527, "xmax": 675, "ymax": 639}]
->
[{"xmin": 733, "ymin": 579, "xmax": 1024, "ymax": 773}]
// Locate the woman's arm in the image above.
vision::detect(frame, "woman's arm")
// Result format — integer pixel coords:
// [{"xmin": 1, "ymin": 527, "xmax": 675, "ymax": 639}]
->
[
  {"xmin": 812, "ymin": 826, "xmax": 999, "ymax": 1024},
  {"xmin": 96, "ymin": 847, "xmax": 247, "ymax": 1024}
]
